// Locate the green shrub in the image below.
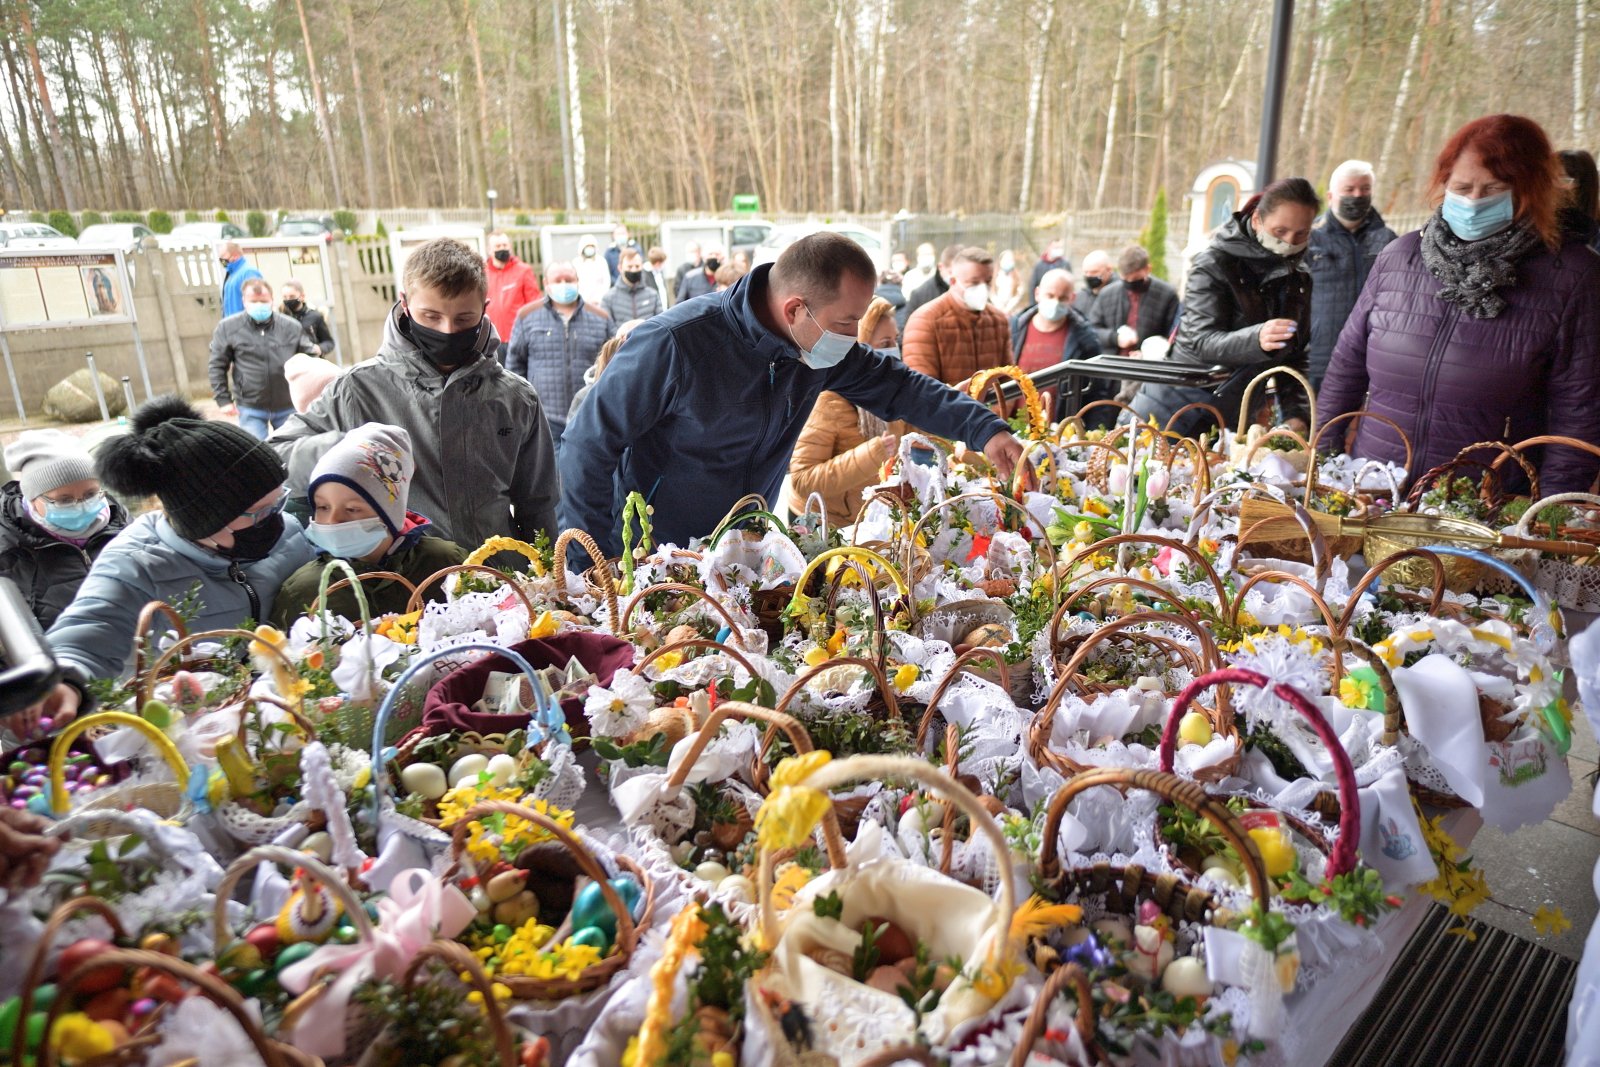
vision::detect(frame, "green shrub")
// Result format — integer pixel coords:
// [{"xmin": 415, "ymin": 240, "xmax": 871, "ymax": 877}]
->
[
  {"xmin": 246, "ymin": 210, "xmax": 269, "ymax": 237},
  {"xmin": 332, "ymin": 209, "xmax": 358, "ymax": 234},
  {"xmin": 79, "ymin": 210, "xmax": 105, "ymax": 228},
  {"xmin": 148, "ymin": 210, "xmax": 174, "ymax": 234},
  {"xmin": 374, "ymin": 218, "xmax": 388, "ymax": 239},
  {"xmin": 183, "ymin": 210, "xmax": 200, "ymax": 223},
  {"xmin": 214, "ymin": 209, "xmax": 231, "ymax": 223},
  {"xmin": 553, "ymin": 211, "xmax": 567, "ymax": 225},
  {"xmin": 514, "ymin": 213, "xmax": 533, "ymax": 227},
  {"xmin": 110, "ymin": 211, "xmax": 146, "ymax": 224},
  {"xmin": 47, "ymin": 210, "xmax": 78, "ymax": 237},
  {"xmin": 1139, "ymin": 188, "xmax": 1169, "ymax": 282}
]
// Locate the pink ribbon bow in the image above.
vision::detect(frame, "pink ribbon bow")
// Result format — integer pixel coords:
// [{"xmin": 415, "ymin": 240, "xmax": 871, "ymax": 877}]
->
[{"xmin": 277, "ymin": 868, "xmax": 477, "ymax": 1059}]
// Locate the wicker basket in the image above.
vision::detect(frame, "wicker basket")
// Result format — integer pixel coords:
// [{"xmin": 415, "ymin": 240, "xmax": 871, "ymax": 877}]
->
[
  {"xmin": 354, "ymin": 940, "xmax": 521, "ymax": 1067},
  {"xmin": 45, "ymin": 711, "xmax": 191, "ymax": 828},
  {"xmin": 443, "ymin": 799, "xmax": 656, "ymax": 1000}
]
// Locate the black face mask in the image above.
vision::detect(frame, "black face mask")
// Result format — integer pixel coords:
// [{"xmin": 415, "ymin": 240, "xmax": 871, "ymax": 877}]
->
[
  {"xmin": 1085, "ymin": 274, "xmax": 1107, "ymax": 291},
  {"xmin": 283, "ymin": 298, "xmax": 303, "ymax": 313},
  {"xmin": 1126, "ymin": 276, "xmax": 1151, "ymax": 293},
  {"xmin": 493, "ymin": 249, "xmax": 512, "ymax": 263},
  {"xmin": 1337, "ymin": 195, "xmax": 1372, "ymax": 222},
  {"xmin": 624, "ymin": 269, "xmax": 642, "ymax": 284},
  {"xmin": 704, "ymin": 257, "xmax": 723, "ymax": 272},
  {"xmin": 402, "ymin": 312, "xmax": 483, "ymax": 370},
  {"xmin": 223, "ymin": 512, "xmax": 284, "ymax": 562}
]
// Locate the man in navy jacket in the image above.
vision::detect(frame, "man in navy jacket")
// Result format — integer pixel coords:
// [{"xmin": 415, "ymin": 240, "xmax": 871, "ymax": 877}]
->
[{"xmin": 558, "ymin": 233, "xmax": 1026, "ymax": 557}]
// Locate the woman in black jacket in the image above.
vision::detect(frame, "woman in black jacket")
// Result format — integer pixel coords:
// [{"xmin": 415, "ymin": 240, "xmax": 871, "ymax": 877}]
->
[
  {"xmin": 0, "ymin": 430, "xmax": 128, "ymax": 629},
  {"xmin": 1129, "ymin": 177, "xmax": 1321, "ymax": 436}
]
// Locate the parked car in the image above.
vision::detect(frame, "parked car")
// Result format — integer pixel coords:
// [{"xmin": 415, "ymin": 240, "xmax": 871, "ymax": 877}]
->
[
  {"xmin": 0, "ymin": 221, "xmax": 78, "ymax": 250},
  {"xmin": 277, "ymin": 215, "xmax": 337, "ymax": 241},
  {"xmin": 157, "ymin": 220, "xmax": 246, "ymax": 248},
  {"xmin": 752, "ymin": 222, "xmax": 889, "ymax": 271},
  {"xmin": 76, "ymin": 222, "xmax": 156, "ymax": 253}
]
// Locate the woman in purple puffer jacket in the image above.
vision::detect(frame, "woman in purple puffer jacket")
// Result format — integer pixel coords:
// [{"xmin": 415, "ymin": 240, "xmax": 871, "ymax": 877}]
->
[{"xmin": 1318, "ymin": 114, "xmax": 1600, "ymax": 494}]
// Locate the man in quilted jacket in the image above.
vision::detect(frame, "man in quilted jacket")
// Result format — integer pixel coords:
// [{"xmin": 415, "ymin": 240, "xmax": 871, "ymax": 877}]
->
[
  {"xmin": 506, "ymin": 261, "xmax": 617, "ymax": 444},
  {"xmin": 902, "ymin": 247, "xmax": 1013, "ymax": 387}
]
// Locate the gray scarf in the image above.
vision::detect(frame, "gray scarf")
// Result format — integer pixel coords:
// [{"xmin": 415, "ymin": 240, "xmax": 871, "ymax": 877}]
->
[{"xmin": 1418, "ymin": 211, "xmax": 1542, "ymax": 319}]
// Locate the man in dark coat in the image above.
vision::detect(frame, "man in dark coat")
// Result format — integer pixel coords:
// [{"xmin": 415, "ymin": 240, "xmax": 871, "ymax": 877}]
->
[
  {"xmin": 895, "ymin": 243, "xmax": 959, "ymax": 333},
  {"xmin": 1305, "ymin": 160, "xmax": 1398, "ymax": 388},
  {"xmin": 1087, "ymin": 244, "xmax": 1182, "ymax": 354},
  {"xmin": 1074, "ymin": 249, "xmax": 1115, "ymax": 318},
  {"xmin": 280, "ymin": 279, "xmax": 336, "ymax": 357}
]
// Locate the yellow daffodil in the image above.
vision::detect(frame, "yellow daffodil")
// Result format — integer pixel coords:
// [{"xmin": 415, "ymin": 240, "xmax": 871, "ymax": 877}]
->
[{"xmin": 1532, "ymin": 905, "xmax": 1571, "ymax": 936}]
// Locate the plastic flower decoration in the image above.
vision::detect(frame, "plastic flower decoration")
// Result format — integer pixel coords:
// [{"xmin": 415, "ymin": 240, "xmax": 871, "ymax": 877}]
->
[
  {"xmin": 755, "ymin": 751, "xmax": 834, "ymax": 852},
  {"xmin": 583, "ymin": 670, "xmax": 655, "ymax": 737}
]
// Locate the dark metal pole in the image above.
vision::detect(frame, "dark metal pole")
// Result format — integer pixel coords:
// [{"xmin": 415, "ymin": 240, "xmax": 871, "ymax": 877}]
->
[{"xmin": 1256, "ymin": 0, "xmax": 1296, "ymax": 185}]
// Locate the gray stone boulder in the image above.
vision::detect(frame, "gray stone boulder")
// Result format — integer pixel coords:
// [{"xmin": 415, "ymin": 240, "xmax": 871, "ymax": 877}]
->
[{"xmin": 42, "ymin": 369, "xmax": 126, "ymax": 423}]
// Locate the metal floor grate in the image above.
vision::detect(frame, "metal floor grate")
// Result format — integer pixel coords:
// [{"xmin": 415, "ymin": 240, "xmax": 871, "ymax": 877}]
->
[{"xmin": 1329, "ymin": 905, "xmax": 1577, "ymax": 1066}]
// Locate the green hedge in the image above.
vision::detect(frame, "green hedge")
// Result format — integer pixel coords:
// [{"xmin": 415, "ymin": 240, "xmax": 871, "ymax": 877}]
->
[
  {"xmin": 110, "ymin": 211, "xmax": 146, "ymax": 224},
  {"xmin": 148, "ymin": 210, "xmax": 174, "ymax": 234},
  {"xmin": 47, "ymin": 210, "xmax": 78, "ymax": 237},
  {"xmin": 246, "ymin": 210, "xmax": 269, "ymax": 237},
  {"xmin": 332, "ymin": 209, "xmax": 358, "ymax": 234},
  {"xmin": 78, "ymin": 210, "xmax": 105, "ymax": 228}
]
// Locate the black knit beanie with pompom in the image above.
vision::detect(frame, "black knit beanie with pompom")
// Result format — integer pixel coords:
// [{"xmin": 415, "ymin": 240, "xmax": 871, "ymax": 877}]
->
[{"xmin": 97, "ymin": 395, "xmax": 287, "ymax": 540}]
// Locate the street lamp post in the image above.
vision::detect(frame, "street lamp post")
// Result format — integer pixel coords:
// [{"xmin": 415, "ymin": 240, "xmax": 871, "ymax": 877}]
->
[{"xmin": 487, "ymin": 188, "xmax": 498, "ymax": 233}]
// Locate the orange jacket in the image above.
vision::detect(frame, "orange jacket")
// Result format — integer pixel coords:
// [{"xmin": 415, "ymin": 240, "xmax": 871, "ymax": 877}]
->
[
  {"xmin": 902, "ymin": 292, "xmax": 1012, "ymax": 386},
  {"xmin": 786, "ymin": 391, "xmax": 906, "ymax": 529}
]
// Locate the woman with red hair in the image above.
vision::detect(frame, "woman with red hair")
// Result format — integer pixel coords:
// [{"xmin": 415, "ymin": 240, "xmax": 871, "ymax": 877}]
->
[{"xmin": 1318, "ymin": 114, "xmax": 1600, "ymax": 493}]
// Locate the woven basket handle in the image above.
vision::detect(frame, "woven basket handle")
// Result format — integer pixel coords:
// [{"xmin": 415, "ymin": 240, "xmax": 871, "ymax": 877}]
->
[
  {"xmin": 1335, "ymin": 548, "xmax": 1447, "ymax": 634},
  {"xmin": 1235, "ymin": 364, "xmax": 1317, "ymax": 440},
  {"xmin": 213, "ymin": 844, "xmax": 376, "ymax": 952},
  {"xmin": 1051, "ymin": 575, "xmax": 1202, "ymax": 652},
  {"xmin": 1242, "ymin": 426, "xmax": 1312, "ymax": 469},
  {"xmin": 1164, "ymin": 401, "xmax": 1229, "ymax": 436},
  {"xmin": 40, "ymin": 948, "xmax": 292, "ymax": 1067},
  {"xmin": 666, "ymin": 700, "xmax": 847, "ymax": 867},
  {"xmin": 1312, "ymin": 410, "xmax": 1415, "ymax": 477},
  {"xmin": 1162, "ymin": 434, "xmax": 1213, "ymax": 508},
  {"xmin": 137, "ymin": 627, "xmax": 305, "ymax": 714},
  {"xmin": 1040, "ymin": 766, "xmax": 1272, "ymax": 910},
  {"xmin": 1083, "ymin": 532, "xmax": 1231, "ymax": 609},
  {"xmin": 1512, "ymin": 492, "xmax": 1600, "ymax": 538},
  {"xmin": 1159, "ymin": 667, "xmax": 1360, "ymax": 877},
  {"xmin": 14, "ymin": 896, "xmax": 128, "ymax": 1067},
  {"xmin": 1454, "ymin": 439, "xmax": 1541, "ymax": 505},
  {"xmin": 1500, "ymin": 435, "xmax": 1600, "ymax": 496},
  {"xmin": 401, "ymin": 940, "xmax": 518, "ymax": 1067},
  {"xmin": 1238, "ymin": 499, "xmax": 1330, "ymax": 592},
  {"xmin": 552, "ymin": 528, "xmax": 621, "ymax": 630},
  {"xmin": 1229, "ymin": 571, "xmax": 1341, "ymax": 680},
  {"xmin": 406, "ymin": 562, "xmax": 542, "ymax": 622},
  {"xmin": 620, "ymin": 582, "xmax": 750, "ymax": 650},
  {"xmin": 131, "ymin": 600, "xmax": 189, "ymax": 681},
  {"xmin": 632, "ymin": 637, "xmax": 761, "ymax": 683},
  {"xmin": 914, "ymin": 647, "xmax": 1010, "ymax": 750},
  {"xmin": 755, "ymin": 754, "xmax": 1016, "ymax": 963},
  {"xmin": 904, "ymin": 489, "xmax": 1059, "ymax": 611},
  {"xmin": 772, "ymin": 655, "xmax": 900, "ymax": 726},
  {"xmin": 47, "ymin": 711, "xmax": 189, "ymax": 816},
  {"xmin": 308, "ymin": 569, "xmax": 416, "ymax": 615},
  {"xmin": 1331, "ymin": 636, "xmax": 1405, "ymax": 747},
  {"xmin": 850, "ymin": 489, "xmax": 915, "ymax": 547},
  {"xmin": 444, "ymin": 800, "xmax": 638, "ymax": 958},
  {"xmin": 1009, "ymin": 963, "xmax": 1097, "ymax": 1067}
]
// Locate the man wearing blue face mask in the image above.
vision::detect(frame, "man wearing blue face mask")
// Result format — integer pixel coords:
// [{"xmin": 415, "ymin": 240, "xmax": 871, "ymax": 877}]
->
[
  {"xmin": 210, "ymin": 277, "xmax": 322, "ymax": 439},
  {"xmin": 0, "ymin": 430, "xmax": 129, "ymax": 629},
  {"xmin": 506, "ymin": 260, "xmax": 617, "ymax": 445},
  {"xmin": 557, "ymin": 232, "xmax": 1029, "ymax": 558}
]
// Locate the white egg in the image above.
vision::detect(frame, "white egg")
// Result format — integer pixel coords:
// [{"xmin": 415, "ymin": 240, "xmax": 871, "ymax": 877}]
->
[
  {"xmin": 448, "ymin": 753, "xmax": 489, "ymax": 787},
  {"xmin": 693, "ymin": 861, "xmax": 730, "ymax": 886},
  {"xmin": 300, "ymin": 831, "xmax": 333, "ymax": 862},
  {"xmin": 400, "ymin": 762, "xmax": 449, "ymax": 800},
  {"xmin": 484, "ymin": 753, "xmax": 519, "ymax": 787},
  {"xmin": 719, "ymin": 874, "xmax": 755, "ymax": 903},
  {"xmin": 1161, "ymin": 956, "xmax": 1213, "ymax": 998}
]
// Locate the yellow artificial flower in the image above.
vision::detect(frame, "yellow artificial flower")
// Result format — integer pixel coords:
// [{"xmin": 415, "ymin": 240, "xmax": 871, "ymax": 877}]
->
[
  {"xmin": 1532, "ymin": 905, "xmax": 1571, "ymax": 936},
  {"xmin": 756, "ymin": 786, "xmax": 833, "ymax": 854},
  {"xmin": 528, "ymin": 611, "xmax": 559, "ymax": 639},
  {"xmin": 771, "ymin": 863, "xmax": 815, "ymax": 912},
  {"xmin": 1083, "ymin": 498, "xmax": 1111, "ymax": 517},
  {"xmin": 653, "ymin": 650, "xmax": 685, "ymax": 672},
  {"xmin": 971, "ymin": 954, "xmax": 1025, "ymax": 1000},
  {"xmin": 892, "ymin": 664, "xmax": 920, "ymax": 692}
]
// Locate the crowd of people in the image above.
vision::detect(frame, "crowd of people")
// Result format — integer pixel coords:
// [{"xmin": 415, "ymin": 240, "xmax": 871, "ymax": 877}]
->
[{"xmin": 3, "ymin": 111, "xmax": 1599, "ymax": 739}]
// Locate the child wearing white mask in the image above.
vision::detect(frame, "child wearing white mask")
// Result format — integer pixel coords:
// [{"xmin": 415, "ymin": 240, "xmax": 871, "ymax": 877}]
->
[{"xmin": 269, "ymin": 422, "xmax": 465, "ymax": 627}]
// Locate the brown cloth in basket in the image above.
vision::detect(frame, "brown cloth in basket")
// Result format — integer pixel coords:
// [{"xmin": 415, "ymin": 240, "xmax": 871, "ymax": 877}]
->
[{"xmin": 414, "ymin": 633, "xmax": 635, "ymax": 742}]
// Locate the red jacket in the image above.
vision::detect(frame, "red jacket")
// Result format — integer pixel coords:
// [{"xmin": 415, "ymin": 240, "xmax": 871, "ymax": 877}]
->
[{"xmin": 485, "ymin": 255, "xmax": 542, "ymax": 343}]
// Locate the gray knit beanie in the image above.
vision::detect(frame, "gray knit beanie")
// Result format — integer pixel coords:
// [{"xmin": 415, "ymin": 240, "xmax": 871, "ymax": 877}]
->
[
  {"xmin": 4, "ymin": 430, "xmax": 98, "ymax": 502},
  {"xmin": 308, "ymin": 423, "xmax": 414, "ymax": 536}
]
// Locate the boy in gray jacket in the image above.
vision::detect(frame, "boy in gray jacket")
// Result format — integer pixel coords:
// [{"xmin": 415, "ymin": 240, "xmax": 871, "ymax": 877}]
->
[{"xmin": 271, "ymin": 239, "xmax": 559, "ymax": 555}]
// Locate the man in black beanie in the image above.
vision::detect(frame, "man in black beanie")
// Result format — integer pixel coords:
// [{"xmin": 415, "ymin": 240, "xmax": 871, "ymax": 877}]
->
[{"xmin": 14, "ymin": 396, "xmax": 315, "ymax": 733}]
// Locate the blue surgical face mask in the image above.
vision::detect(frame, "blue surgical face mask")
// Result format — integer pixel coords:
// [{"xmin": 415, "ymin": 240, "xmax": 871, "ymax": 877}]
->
[
  {"xmin": 1441, "ymin": 190, "xmax": 1515, "ymax": 241},
  {"xmin": 38, "ymin": 495, "xmax": 108, "ymax": 534},
  {"xmin": 1036, "ymin": 297, "xmax": 1067, "ymax": 322},
  {"xmin": 306, "ymin": 516, "xmax": 390, "ymax": 559},
  {"xmin": 548, "ymin": 283, "xmax": 580, "ymax": 305},
  {"xmin": 791, "ymin": 304, "xmax": 856, "ymax": 370},
  {"xmin": 879, "ymin": 345, "xmax": 902, "ymax": 361},
  {"xmin": 245, "ymin": 302, "xmax": 274, "ymax": 323}
]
